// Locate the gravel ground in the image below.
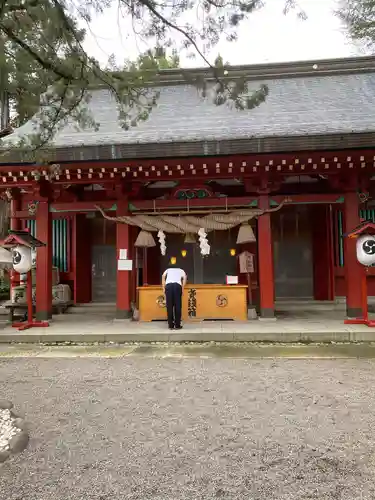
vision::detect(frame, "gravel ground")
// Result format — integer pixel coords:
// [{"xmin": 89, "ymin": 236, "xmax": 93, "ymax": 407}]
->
[{"xmin": 1, "ymin": 358, "xmax": 375, "ymax": 500}]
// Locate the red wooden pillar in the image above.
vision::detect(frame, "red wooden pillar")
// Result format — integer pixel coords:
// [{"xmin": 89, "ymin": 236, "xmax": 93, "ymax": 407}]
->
[
  {"xmin": 36, "ymin": 201, "xmax": 52, "ymax": 320},
  {"xmin": 312, "ymin": 205, "xmax": 335, "ymax": 301},
  {"xmin": 116, "ymin": 200, "xmax": 131, "ymax": 319},
  {"xmin": 344, "ymin": 192, "xmax": 364, "ymax": 317},
  {"xmin": 10, "ymin": 197, "xmax": 21, "ymax": 231},
  {"xmin": 258, "ymin": 195, "xmax": 275, "ymax": 318},
  {"xmin": 10, "ymin": 197, "xmax": 21, "ymax": 290},
  {"xmin": 129, "ymin": 225, "xmax": 137, "ymax": 304}
]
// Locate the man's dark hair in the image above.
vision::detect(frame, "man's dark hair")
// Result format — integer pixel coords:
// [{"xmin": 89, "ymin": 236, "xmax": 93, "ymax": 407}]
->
[{"xmin": 168, "ymin": 257, "xmax": 178, "ymax": 267}]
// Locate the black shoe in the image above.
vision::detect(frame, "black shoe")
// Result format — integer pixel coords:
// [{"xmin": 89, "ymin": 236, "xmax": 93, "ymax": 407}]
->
[
  {"xmin": 175, "ymin": 325, "xmax": 183, "ymax": 330},
  {"xmin": 168, "ymin": 325, "xmax": 175, "ymax": 330}
]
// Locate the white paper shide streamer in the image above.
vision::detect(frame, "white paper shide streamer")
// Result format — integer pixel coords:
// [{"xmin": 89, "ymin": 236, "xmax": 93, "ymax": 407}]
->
[
  {"xmin": 198, "ymin": 228, "xmax": 210, "ymax": 256},
  {"xmin": 157, "ymin": 230, "xmax": 166, "ymax": 256}
]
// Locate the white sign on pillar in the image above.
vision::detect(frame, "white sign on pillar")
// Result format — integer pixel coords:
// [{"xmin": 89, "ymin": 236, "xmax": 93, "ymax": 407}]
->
[
  {"xmin": 119, "ymin": 249, "xmax": 128, "ymax": 259},
  {"xmin": 117, "ymin": 259, "xmax": 133, "ymax": 271}
]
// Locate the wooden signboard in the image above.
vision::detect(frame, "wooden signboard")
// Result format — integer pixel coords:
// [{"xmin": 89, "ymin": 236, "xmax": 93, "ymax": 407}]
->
[{"xmin": 239, "ymin": 251, "xmax": 254, "ymax": 274}]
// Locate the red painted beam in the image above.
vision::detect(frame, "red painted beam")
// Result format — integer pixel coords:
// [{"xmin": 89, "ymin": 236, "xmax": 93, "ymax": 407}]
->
[
  {"xmin": 12, "ymin": 193, "xmax": 345, "ymax": 219},
  {"xmin": 129, "ymin": 197, "xmax": 258, "ymax": 211},
  {"xmin": 0, "ymin": 148, "xmax": 375, "ymax": 171},
  {"xmin": 129, "ymin": 193, "xmax": 345, "ymax": 210},
  {"xmin": 52, "ymin": 200, "xmax": 117, "ymax": 212},
  {"xmin": 0, "ymin": 166, "xmax": 371, "ymax": 188},
  {"xmin": 0, "ymin": 160, "xmax": 375, "ymax": 188},
  {"xmin": 14, "ymin": 212, "xmax": 74, "ymax": 220},
  {"xmin": 14, "ymin": 197, "xmax": 260, "ymax": 216},
  {"xmin": 13, "ymin": 201, "xmax": 117, "ymax": 218}
]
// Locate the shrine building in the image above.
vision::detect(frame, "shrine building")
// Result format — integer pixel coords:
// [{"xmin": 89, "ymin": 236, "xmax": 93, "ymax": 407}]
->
[{"xmin": 1, "ymin": 55, "xmax": 375, "ymax": 322}]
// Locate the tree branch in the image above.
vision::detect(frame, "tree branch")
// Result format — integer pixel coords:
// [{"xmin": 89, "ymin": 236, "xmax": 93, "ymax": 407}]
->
[
  {"xmin": 133, "ymin": 0, "xmax": 214, "ymax": 69},
  {"xmin": 0, "ymin": 24, "xmax": 77, "ymax": 81}
]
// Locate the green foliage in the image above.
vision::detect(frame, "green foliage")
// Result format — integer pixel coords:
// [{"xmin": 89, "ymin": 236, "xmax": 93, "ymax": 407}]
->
[
  {"xmin": 337, "ymin": 0, "xmax": 375, "ymax": 51},
  {"xmin": 105, "ymin": 47, "xmax": 180, "ymax": 73},
  {"xmin": 214, "ymin": 55, "xmax": 227, "ymax": 68},
  {"xmin": 124, "ymin": 48, "xmax": 180, "ymax": 71},
  {"xmin": 0, "ymin": 0, "xmax": 305, "ymax": 155}
]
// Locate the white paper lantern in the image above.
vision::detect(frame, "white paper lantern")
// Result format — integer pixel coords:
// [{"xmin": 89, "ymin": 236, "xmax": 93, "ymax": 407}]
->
[
  {"xmin": 12, "ymin": 245, "xmax": 32, "ymax": 274},
  {"xmin": 356, "ymin": 234, "xmax": 375, "ymax": 266}
]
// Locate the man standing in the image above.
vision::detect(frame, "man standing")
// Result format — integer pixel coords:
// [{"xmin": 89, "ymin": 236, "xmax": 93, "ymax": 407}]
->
[{"xmin": 162, "ymin": 257, "xmax": 187, "ymax": 330}]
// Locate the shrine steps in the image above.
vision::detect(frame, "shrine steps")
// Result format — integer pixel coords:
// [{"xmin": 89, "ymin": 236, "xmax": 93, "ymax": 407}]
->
[{"xmin": 67, "ymin": 303, "xmax": 116, "ymax": 316}]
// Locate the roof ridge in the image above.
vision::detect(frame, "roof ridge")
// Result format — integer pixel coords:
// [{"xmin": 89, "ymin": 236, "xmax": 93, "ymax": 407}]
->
[{"xmin": 103, "ymin": 55, "xmax": 375, "ymax": 88}]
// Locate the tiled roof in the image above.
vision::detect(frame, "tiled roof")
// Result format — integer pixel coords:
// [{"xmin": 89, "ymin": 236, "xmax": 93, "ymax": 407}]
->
[{"xmin": 5, "ymin": 56, "xmax": 375, "ymax": 159}]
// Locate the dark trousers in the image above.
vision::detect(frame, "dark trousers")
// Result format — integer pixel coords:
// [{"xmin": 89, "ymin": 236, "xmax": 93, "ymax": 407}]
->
[{"xmin": 165, "ymin": 282, "xmax": 182, "ymax": 328}]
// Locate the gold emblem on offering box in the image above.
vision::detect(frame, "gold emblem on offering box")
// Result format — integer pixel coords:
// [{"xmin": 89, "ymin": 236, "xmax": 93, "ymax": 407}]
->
[
  {"xmin": 156, "ymin": 295, "xmax": 166, "ymax": 308},
  {"xmin": 216, "ymin": 294, "xmax": 228, "ymax": 307}
]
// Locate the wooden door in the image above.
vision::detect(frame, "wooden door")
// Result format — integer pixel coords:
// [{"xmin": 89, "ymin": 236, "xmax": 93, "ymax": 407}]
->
[
  {"xmin": 91, "ymin": 245, "xmax": 117, "ymax": 302},
  {"xmin": 273, "ymin": 206, "xmax": 314, "ymax": 298}
]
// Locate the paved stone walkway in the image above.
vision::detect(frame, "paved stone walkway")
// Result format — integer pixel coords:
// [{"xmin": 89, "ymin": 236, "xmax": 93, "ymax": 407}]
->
[
  {"xmin": 1, "ymin": 317, "xmax": 375, "ymax": 343},
  {"xmin": 1, "ymin": 357, "xmax": 375, "ymax": 499},
  {"xmin": 1, "ymin": 308, "xmax": 375, "ymax": 343},
  {"xmin": 2, "ymin": 342, "xmax": 375, "ymax": 358}
]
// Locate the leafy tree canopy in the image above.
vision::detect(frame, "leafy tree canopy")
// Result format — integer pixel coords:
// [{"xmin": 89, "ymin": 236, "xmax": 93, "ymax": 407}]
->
[
  {"xmin": 338, "ymin": 0, "xmax": 375, "ymax": 52},
  {"xmin": 108, "ymin": 47, "xmax": 180, "ymax": 72},
  {"xmin": 0, "ymin": 0, "xmax": 305, "ymax": 155}
]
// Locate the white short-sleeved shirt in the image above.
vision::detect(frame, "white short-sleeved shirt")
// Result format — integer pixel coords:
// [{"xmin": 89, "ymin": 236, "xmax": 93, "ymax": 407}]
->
[{"xmin": 163, "ymin": 268, "xmax": 186, "ymax": 285}]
